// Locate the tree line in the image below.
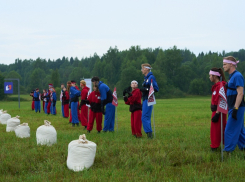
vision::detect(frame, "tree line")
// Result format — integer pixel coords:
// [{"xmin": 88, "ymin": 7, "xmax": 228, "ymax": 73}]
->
[{"xmin": 0, "ymin": 46, "xmax": 245, "ymax": 100}]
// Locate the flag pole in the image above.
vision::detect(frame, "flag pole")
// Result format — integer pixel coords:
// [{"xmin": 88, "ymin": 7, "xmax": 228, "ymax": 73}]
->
[
  {"xmin": 116, "ymin": 107, "xmax": 118, "ymax": 132},
  {"xmin": 153, "ymin": 105, "xmax": 155, "ymax": 138},
  {"xmin": 220, "ymin": 76, "xmax": 223, "ymax": 162}
]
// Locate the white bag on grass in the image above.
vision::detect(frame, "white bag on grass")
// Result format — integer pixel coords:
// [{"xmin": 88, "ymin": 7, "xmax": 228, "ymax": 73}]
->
[
  {"xmin": 0, "ymin": 109, "xmax": 3, "ymax": 115},
  {"xmin": 36, "ymin": 120, "xmax": 57, "ymax": 146},
  {"xmin": 0, "ymin": 111, "xmax": 11, "ymax": 125},
  {"xmin": 67, "ymin": 134, "xmax": 97, "ymax": 172},
  {"xmin": 6, "ymin": 115, "xmax": 20, "ymax": 132},
  {"xmin": 15, "ymin": 123, "xmax": 30, "ymax": 138}
]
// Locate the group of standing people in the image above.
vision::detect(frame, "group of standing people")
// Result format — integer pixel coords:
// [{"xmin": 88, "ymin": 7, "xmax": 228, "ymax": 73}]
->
[{"xmin": 209, "ymin": 56, "xmax": 245, "ymax": 153}]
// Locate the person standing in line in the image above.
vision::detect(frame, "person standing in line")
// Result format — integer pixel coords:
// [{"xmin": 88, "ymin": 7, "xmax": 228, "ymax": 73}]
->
[
  {"xmin": 62, "ymin": 87, "xmax": 69, "ymax": 118},
  {"xmin": 47, "ymin": 84, "xmax": 53, "ymax": 115},
  {"xmin": 30, "ymin": 90, "xmax": 35, "ymax": 111},
  {"xmin": 223, "ymin": 56, "xmax": 245, "ymax": 152},
  {"xmin": 51, "ymin": 88, "xmax": 57, "ymax": 115},
  {"xmin": 67, "ymin": 81, "xmax": 72, "ymax": 123},
  {"xmin": 209, "ymin": 68, "xmax": 227, "ymax": 151},
  {"xmin": 91, "ymin": 77, "xmax": 115, "ymax": 132},
  {"xmin": 140, "ymin": 63, "xmax": 159, "ymax": 139},
  {"xmin": 41, "ymin": 89, "xmax": 46, "ymax": 112},
  {"xmin": 70, "ymin": 81, "xmax": 81, "ymax": 127},
  {"xmin": 123, "ymin": 80, "xmax": 142, "ymax": 138},
  {"xmin": 79, "ymin": 80, "xmax": 90, "ymax": 130},
  {"xmin": 60, "ymin": 84, "xmax": 65, "ymax": 117},
  {"xmin": 34, "ymin": 88, "xmax": 41, "ymax": 113},
  {"xmin": 85, "ymin": 85, "xmax": 102, "ymax": 133}
]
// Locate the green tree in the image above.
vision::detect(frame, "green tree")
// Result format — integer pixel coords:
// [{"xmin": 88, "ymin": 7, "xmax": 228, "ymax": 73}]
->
[
  {"xmin": 51, "ymin": 69, "xmax": 60, "ymax": 88},
  {"xmin": 0, "ymin": 73, "xmax": 7, "ymax": 100}
]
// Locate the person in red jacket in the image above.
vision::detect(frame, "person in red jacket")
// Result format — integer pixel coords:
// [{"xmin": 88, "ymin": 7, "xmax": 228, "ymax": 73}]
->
[
  {"xmin": 47, "ymin": 84, "xmax": 53, "ymax": 115},
  {"xmin": 84, "ymin": 85, "xmax": 102, "ymax": 133},
  {"xmin": 62, "ymin": 87, "xmax": 70, "ymax": 118},
  {"xmin": 209, "ymin": 68, "xmax": 227, "ymax": 151},
  {"xmin": 123, "ymin": 80, "xmax": 142, "ymax": 138},
  {"xmin": 30, "ymin": 90, "xmax": 34, "ymax": 110},
  {"xmin": 79, "ymin": 80, "xmax": 90, "ymax": 129}
]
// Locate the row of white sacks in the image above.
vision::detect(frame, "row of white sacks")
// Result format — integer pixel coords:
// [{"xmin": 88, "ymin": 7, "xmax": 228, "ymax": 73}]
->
[{"xmin": 0, "ymin": 109, "xmax": 96, "ymax": 172}]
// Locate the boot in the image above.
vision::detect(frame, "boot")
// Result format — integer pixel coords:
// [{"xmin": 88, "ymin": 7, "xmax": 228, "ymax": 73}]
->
[
  {"xmin": 147, "ymin": 132, "xmax": 153, "ymax": 139},
  {"xmin": 76, "ymin": 123, "xmax": 79, "ymax": 127}
]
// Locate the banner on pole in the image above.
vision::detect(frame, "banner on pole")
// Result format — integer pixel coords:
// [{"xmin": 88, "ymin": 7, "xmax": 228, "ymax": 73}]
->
[
  {"xmin": 4, "ymin": 82, "xmax": 13, "ymax": 94},
  {"xmin": 148, "ymin": 79, "xmax": 156, "ymax": 106},
  {"xmin": 112, "ymin": 87, "xmax": 118, "ymax": 107},
  {"xmin": 217, "ymin": 84, "xmax": 228, "ymax": 114}
]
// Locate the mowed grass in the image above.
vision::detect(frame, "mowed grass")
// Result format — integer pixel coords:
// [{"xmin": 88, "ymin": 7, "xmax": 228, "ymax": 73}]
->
[{"xmin": 1, "ymin": 95, "xmax": 245, "ymax": 182}]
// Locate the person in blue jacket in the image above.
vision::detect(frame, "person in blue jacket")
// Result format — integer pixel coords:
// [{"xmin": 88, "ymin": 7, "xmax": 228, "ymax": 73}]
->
[
  {"xmin": 51, "ymin": 88, "xmax": 57, "ymax": 115},
  {"xmin": 70, "ymin": 81, "xmax": 81, "ymax": 127},
  {"xmin": 34, "ymin": 88, "xmax": 41, "ymax": 113},
  {"xmin": 223, "ymin": 56, "xmax": 245, "ymax": 152},
  {"xmin": 140, "ymin": 63, "xmax": 159, "ymax": 139},
  {"xmin": 91, "ymin": 77, "xmax": 115, "ymax": 132}
]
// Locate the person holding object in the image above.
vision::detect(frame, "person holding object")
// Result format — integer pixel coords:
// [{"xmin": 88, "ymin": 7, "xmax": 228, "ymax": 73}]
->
[
  {"xmin": 123, "ymin": 80, "xmax": 142, "ymax": 138},
  {"xmin": 91, "ymin": 76, "xmax": 115, "ymax": 132},
  {"xmin": 34, "ymin": 88, "xmax": 41, "ymax": 113},
  {"xmin": 223, "ymin": 56, "xmax": 245, "ymax": 152},
  {"xmin": 85, "ymin": 85, "xmax": 102, "ymax": 133},
  {"xmin": 79, "ymin": 80, "xmax": 90, "ymax": 130},
  {"xmin": 140, "ymin": 63, "xmax": 159, "ymax": 139},
  {"xmin": 209, "ymin": 68, "xmax": 227, "ymax": 151},
  {"xmin": 70, "ymin": 81, "xmax": 81, "ymax": 127},
  {"xmin": 62, "ymin": 87, "xmax": 69, "ymax": 118}
]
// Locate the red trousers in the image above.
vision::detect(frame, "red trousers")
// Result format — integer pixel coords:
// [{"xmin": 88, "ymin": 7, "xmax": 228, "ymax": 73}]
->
[
  {"xmin": 210, "ymin": 112, "xmax": 226, "ymax": 148},
  {"xmin": 43, "ymin": 101, "xmax": 45, "ymax": 111},
  {"xmin": 87, "ymin": 110, "xmax": 102, "ymax": 131},
  {"xmin": 47, "ymin": 102, "xmax": 51, "ymax": 114},
  {"xmin": 80, "ymin": 105, "xmax": 88, "ymax": 126},
  {"xmin": 32, "ymin": 101, "xmax": 34, "ymax": 110},
  {"xmin": 131, "ymin": 110, "xmax": 142, "ymax": 137},
  {"xmin": 64, "ymin": 104, "xmax": 69, "ymax": 118},
  {"xmin": 69, "ymin": 102, "xmax": 80, "ymax": 122}
]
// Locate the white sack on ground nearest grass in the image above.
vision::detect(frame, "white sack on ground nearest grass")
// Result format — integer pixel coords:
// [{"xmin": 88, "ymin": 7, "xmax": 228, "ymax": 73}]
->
[
  {"xmin": 6, "ymin": 115, "xmax": 21, "ymax": 132},
  {"xmin": 15, "ymin": 123, "xmax": 30, "ymax": 138},
  {"xmin": 0, "ymin": 111, "xmax": 11, "ymax": 125},
  {"xmin": 67, "ymin": 134, "xmax": 97, "ymax": 172},
  {"xmin": 36, "ymin": 120, "xmax": 57, "ymax": 146}
]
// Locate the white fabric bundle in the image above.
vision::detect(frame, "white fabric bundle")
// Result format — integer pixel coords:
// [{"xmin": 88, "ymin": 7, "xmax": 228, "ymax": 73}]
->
[
  {"xmin": 67, "ymin": 134, "xmax": 97, "ymax": 172},
  {"xmin": 0, "ymin": 109, "xmax": 3, "ymax": 116},
  {"xmin": 6, "ymin": 115, "xmax": 21, "ymax": 132},
  {"xmin": 36, "ymin": 120, "xmax": 57, "ymax": 146},
  {"xmin": 15, "ymin": 123, "xmax": 30, "ymax": 138},
  {"xmin": 0, "ymin": 111, "xmax": 11, "ymax": 125}
]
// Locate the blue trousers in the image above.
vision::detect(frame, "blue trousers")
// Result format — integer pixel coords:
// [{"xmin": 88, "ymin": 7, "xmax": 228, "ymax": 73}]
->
[
  {"xmin": 71, "ymin": 101, "xmax": 79, "ymax": 124},
  {"xmin": 34, "ymin": 101, "xmax": 40, "ymax": 113},
  {"xmin": 44, "ymin": 102, "xmax": 48, "ymax": 114},
  {"xmin": 51, "ymin": 102, "xmax": 56, "ymax": 115},
  {"xmin": 142, "ymin": 99, "xmax": 153, "ymax": 133},
  {"xmin": 62, "ymin": 104, "xmax": 64, "ymax": 117},
  {"xmin": 224, "ymin": 107, "xmax": 245, "ymax": 152},
  {"xmin": 103, "ymin": 103, "xmax": 115, "ymax": 131}
]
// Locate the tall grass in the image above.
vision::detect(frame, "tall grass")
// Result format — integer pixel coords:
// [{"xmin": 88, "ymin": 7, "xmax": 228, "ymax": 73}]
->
[{"xmin": 0, "ymin": 95, "xmax": 244, "ymax": 181}]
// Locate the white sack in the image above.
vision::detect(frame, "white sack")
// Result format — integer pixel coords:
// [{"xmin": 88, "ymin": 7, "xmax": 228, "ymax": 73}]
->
[
  {"xmin": 15, "ymin": 123, "xmax": 30, "ymax": 138},
  {"xmin": 36, "ymin": 120, "xmax": 57, "ymax": 146},
  {"xmin": 0, "ymin": 109, "xmax": 3, "ymax": 116},
  {"xmin": 67, "ymin": 134, "xmax": 97, "ymax": 172},
  {"xmin": 6, "ymin": 115, "xmax": 21, "ymax": 132},
  {"xmin": 0, "ymin": 111, "xmax": 11, "ymax": 125}
]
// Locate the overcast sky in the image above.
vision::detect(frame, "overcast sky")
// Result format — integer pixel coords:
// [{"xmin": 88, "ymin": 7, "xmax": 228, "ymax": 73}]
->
[{"xmin": 0, "ymin": 0, "xmax": 244, "ymax": 65}]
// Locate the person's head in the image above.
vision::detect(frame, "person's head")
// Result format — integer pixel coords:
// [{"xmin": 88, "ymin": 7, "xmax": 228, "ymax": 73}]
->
[
  {"xmin": 223, "ymin": 56, "xmax": 239, "ymax": 73},
  {"xmin": 63, "ymin": 87, "xmax": 67, "ymax": 92},
  {"xmin": 61, "ymin": 84, "xmax": 64, "ymax": 89},
  {"xmin": 131, "ymin": 80, "xmax": 138, "ymax": 90},
  {"xmin": 43, "ymin": 89, "xmax": 46, "ymax": 93},
  {"xmin": 93, "ymin": 85, "xmax": 99, "ymax": 92},
  {"xmin": 91, "ymin": 77, "xmax": 99, "ymax": 86},
  {"xmin": 71, "ymin": 80, "xmax": 76, "ymax": 87},
  {"xmin": 48, "ymin": 83, "xmax": 53, "ymax": 88},
  {"xmin": 80, "ymin": 80, "xmax": 86, "ymax": 88},
  {"xmin": 50, "ymin": 88, "xmax": 53, "ymax": 93},
  {"xmin": 141, "ymin": 63, "xmax": 152, "ymax": 76},
  {"xmin": 209, "ymin": 68, "xmax": 226, "ymax": 83},
  {"xmin": 36, "ymin": 88, "xmax": 39, "ymax": 92}
]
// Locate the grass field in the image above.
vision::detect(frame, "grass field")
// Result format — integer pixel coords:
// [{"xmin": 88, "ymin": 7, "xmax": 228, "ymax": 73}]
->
[{"xmin": 1, "ymin": 95, "xmax": 245, "ymax": 182}]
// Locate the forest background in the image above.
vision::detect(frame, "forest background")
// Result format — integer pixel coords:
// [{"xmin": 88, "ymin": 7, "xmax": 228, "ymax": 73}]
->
[{"xmin": 0, "ymin": 46, "xmax": 245, "ymax": 100}]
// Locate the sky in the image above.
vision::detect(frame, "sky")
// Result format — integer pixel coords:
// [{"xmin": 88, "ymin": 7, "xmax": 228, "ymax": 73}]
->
[{"xmin": 0, "ymin": 0, "xmax": 244, "ymax": 65}]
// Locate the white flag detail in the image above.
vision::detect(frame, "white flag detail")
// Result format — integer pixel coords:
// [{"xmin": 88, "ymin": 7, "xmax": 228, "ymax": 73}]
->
[
  {"xmin": 148, "ymin": 79, "xmax": 156, "ymax": 106},
  {"xmin": 217, "ymin": 85, "xmax": 228, "ymax": 114}
]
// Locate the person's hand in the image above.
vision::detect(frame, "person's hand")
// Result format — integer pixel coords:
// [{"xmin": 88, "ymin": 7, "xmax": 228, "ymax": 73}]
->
[
  {"xmin": 124, "ymin": 96, "xmax": 128, "ymax": 102},
  {"xmin": 211, "ymin": 113, "xmax": 220, "ymax": 122},
  {"xmin": 232, "ymin": 108, "xmax": 238, "ymax": 120},
  {"xmin": 140, "ymin": 88, "xmax": 148, "ymax": 92}
]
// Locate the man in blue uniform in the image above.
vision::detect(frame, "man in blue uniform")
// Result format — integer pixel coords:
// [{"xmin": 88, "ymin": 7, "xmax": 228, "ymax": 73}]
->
[
  {"xmin": 51, "ymin": 88, "xmax": 57, "ymax": 115},
  {"xmin": 140, "ymin": 63, "xmax": 159, "ymax": 139},
  {"xmin": 70, "ymin": 81, "xmax": 81, "ymax": 127},
  {"xmin": 34, "ymin": 88, "xmax": 41, "ymax": 113},
  {"xmin": 223, "ymin": 56, "xmax": 245, "ymax": 152},
  {"xmin": 91, "ymin": 77, "xmax": 115, "ymax": 132}
]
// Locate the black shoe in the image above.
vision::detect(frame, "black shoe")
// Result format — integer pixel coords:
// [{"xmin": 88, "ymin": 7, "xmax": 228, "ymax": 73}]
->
[
  {"xmin": 103, "ymin": 130, "xmax": 107, "ymax": 132},
  {"xmin": 84, "ymin": 126, "xmax": 87, "ymax": 130},
  {"xmin": 76, "ymin": 123, "xmax": 79, "ymax": 126},
  {"xmin": 87, "ymin": 130, "xmax": 91, "ymax": 133},
  {"xmin": 72, "ymin": 124, "xmax": 75, "ymax": 127},
  {"xmin": 147, "ymin": 132, "xmax": 153, "ymax": 139},
  {"xmin": 97, "ymin": 131, "xmax": 101, "ymax": 134},
  {"xmin": 39, "ymin": 111, "xmax": 40, "ymax": 113},
  {"xmin": 211, "ymin": 147, "xmax": 218, "ymax": 152}
]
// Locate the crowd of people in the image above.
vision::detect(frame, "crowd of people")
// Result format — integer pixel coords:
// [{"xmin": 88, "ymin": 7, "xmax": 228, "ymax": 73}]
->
[{"xmin": 29, "ymin": 63, "xmax": 159, "ymax": 139}]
